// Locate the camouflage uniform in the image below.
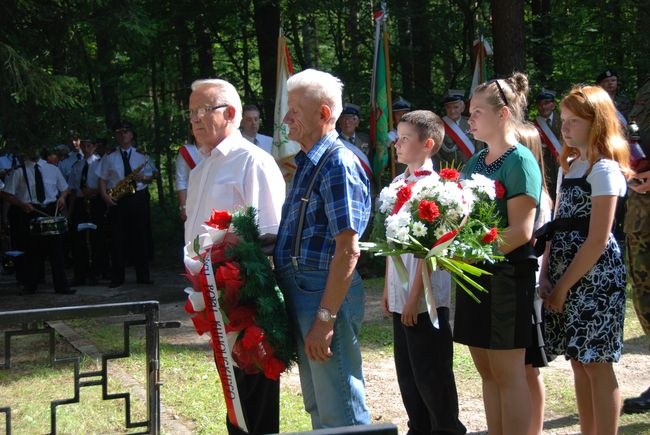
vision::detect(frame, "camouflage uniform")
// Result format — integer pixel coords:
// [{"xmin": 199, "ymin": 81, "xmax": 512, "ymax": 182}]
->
[{"xmin": 625, "ymin": 78, "xmax": 650, "ymax": 344}]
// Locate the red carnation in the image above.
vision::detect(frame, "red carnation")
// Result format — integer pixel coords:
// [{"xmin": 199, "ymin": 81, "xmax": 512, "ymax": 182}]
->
[
  {"xmin": 263, "ymin": 357, "xmax": 286, "ymax": 381},
  {"xmin": 481, "ymin": 227, "xmax": 499, "ymax": 244},
  {"xmin": 495, "ymin": 180, "xmax": 506, "ymax": 199},
  {"xmin": 242, "ymin": 325, "xmax": 265, "ymax": 349},
  {"xmin": 226, "ymin": 306, "xmax": 256, "ymax": 332},
  {"xmin": 439, "ymin": 168, "xmax": 460, "ymax": 182},
  {"xmin": 216, "ymin": 262, "xmax": 244, "ymax": 308},
  {"xmin": 414, "ymin": 170, "xmax": 432, "ymax": 177},
  {"xmin": 432, "ymin": 228, "xmax": 459, "ymax": 247},
  {"xmin": 418, "ymin": 200, "xmax": 440, "ymax": 222},
  {"xmin": 392, "ymin": 184, "xmax": 414, "ymax": 214},
  {"xmin": 204, "ymin": 209, "xmax": 232, "ymax": 229}
]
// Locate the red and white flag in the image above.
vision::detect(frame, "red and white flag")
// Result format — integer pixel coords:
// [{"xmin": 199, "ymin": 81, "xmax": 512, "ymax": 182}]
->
[{"xmin": 272, "ymin": 33, "xmax": 300, "ymax": 186}]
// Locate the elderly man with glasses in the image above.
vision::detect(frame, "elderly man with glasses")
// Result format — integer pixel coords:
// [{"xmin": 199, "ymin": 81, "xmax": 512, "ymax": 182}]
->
[{"xmin": 184, "ymin": 78, "xmax": 285, "ymax": 435}]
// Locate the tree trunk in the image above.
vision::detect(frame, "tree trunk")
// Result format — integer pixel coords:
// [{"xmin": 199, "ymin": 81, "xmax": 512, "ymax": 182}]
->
[
  {"xmin": 394, "ymin": 0, "xmax": 414, "ymax": 100},
  {"xmin": 531, "ymin": 0, "xmax": 552, "ymax": 83},
  {"xmin": 490, "ymin": 0, "xmax": 525, "ymax": 76},
  {"xmin": 409, "ymin": 0, "xmax": 433, "ymax": 107},
  {"xmin": 95, "ymin": 28, "xmax": 120, "ymax": 129},
  {"xmin": 252, "ymin": 0, "xmax": 280, "ymax": 125},
  {"xmin": 195, "ymin": 15, "xmax": 215, "ymax": 78}
]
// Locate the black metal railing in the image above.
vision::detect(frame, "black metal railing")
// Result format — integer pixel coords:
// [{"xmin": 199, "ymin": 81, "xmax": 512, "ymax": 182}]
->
[{"xmin": 0, "ymin": 301, "xmax": 177, "ymax": 435}]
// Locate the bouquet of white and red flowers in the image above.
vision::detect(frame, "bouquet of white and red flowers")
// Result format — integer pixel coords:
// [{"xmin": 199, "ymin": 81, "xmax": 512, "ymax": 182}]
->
[
  {"xmin": 362, "ymin": 168, "xmax": 505, "ymax": 319},
  {"xmin": 183, "ymin": 207, "xmax": 295, "ymax": 432}
]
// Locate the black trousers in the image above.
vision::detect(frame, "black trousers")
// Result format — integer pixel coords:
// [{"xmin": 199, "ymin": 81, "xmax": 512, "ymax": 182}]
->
[
  {"xmin": 107, "ymin": 190, "xmax": 150, "ymax": 283},
  {"xmin": 7, "ymin": 205, "xmax": 29, "ymax": 283},
  {"xmin": 23, "ymin": 204, "xmax": 69, "ymax": 293},
  {"xmin": 225, "ymin": 368, "xmax": 280, "ymax": 435},
  {"xmin": 71, "ymin": 197, "xmax": 108, "ymax": 282},
  {"xmin": 392, "ymin": 309, "xmax": 466, "ymax": 435}
]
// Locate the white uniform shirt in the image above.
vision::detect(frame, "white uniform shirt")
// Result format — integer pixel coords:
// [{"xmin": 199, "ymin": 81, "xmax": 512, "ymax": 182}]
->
[
  {"xmin": 3, "ymin": 159, "xmax": 68, "ymax": 205},
  {"xmin": 175, "ymin": 144, "xmax": 206, "ymax": 191},
  {"xmin": 58, "ymin": 150, "xmax": 84, "ymax": 182},
  {"xmin": 243, "ymin": 133, "xmax": 273, "ymax": 155},
  {"xmin": 96, "ymin": 146, "xmax": 156, "ymax": 191},
  {"xmin": 184, "ymin": 131, "xmax": 285, "ymax": 243},
  {"xmin": 69, "ymin": 154, "xmax": 101, "ymax": 197},
  {"xmin": 385, "ymin": 161, "xmax": 452, "ymax": 312}
]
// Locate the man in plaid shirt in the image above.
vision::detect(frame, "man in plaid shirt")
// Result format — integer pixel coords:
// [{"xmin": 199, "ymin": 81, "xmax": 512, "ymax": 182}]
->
[{"xmin": 273, "ymin": 69, "xmax": 371, "ymax": 429}]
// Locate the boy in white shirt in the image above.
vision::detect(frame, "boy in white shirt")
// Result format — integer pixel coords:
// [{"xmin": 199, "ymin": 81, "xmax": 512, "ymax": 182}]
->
[{"xmin": 382, "ymin": 110, "xmax": 466, "ymax": 434}]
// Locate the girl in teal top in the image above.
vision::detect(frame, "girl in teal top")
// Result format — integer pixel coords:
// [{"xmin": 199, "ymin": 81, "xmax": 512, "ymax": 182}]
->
[{"xmin": 453, "ymin": 72, "xmax": 541, "ymax": 435}]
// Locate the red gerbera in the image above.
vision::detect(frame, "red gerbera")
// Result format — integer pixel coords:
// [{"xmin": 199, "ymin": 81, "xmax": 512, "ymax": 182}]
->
[
  {"xmin": 481, "ymin": 227, "xmax": 499, "ymax": 243},
  {"xmin": 418, "ymin": 200, "xmax": 440, "ymax": 222},
  {"xmin": 439, "ymin": 168, "xmax": 460, "ymax": 182},
  {"xmin": 495, "ymin": 180, "xmax": 506, "ymax": 199}
]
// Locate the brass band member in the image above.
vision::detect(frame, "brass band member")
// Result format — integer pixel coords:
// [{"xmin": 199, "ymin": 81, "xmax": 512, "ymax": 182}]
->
[{"xmin": 97, "ymin": 121, "xmax": 157, "ymax": 288}]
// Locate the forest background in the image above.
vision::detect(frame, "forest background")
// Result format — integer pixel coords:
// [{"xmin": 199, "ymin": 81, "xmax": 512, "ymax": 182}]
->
[{"xmin": 1, "ymin": 0, "xmax": 648, "ymax": 204}]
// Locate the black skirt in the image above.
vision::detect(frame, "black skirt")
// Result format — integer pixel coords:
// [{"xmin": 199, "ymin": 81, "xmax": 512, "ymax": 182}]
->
[{"xmin": 453, "ymin": 247, "xmax": 537, "ymax": 350}]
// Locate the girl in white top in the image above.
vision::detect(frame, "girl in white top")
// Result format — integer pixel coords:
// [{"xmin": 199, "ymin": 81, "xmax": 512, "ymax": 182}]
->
[{"xmin": 540, "ymin": 85, "xmax": 630, "ymax": 435}]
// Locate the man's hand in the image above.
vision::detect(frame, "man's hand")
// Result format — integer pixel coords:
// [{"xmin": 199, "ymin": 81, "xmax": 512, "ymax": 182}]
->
[
  {"xmin": 259, "ymin": 233, "xmax": 277, "ymax": 256},
  {"xmin": 381, "ymin": 284, "xmax": 390, "ymax": 317},
  {"xmin": 629, "ymin": 170, "xmax": 650, "ymax": 194},
  {"xmin": 305, "ymin": 319, "xmax": 334, "ymax": 362}
]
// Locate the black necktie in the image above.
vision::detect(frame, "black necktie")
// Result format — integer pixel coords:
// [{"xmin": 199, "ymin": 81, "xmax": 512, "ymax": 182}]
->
[
  {"xmin": 80, "ymin": 161, "xmax": 89, "ymax": 189},
  {"xmin": 122, "ymin": 150, "xmax": 132, "ymax": 176},
  {"xmin": 546, "ymin": 118, "xmax": 552, "ymax": 128},
  {"xmin": 34, "ymin": 163, "xmax": 45, "ymax": 203},
  {"xmin": 77, "ymin": 152, "xmax": 82, "ymax": 160}
]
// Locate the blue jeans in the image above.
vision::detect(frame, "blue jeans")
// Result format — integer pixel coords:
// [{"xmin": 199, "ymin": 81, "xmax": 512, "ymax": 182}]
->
[{"xmin": 275, "ymin": 264, "xmax": 371, "ymax": 428}]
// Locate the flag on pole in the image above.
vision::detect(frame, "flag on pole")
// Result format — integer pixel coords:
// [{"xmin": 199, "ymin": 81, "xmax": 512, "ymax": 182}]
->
[
  {"xmin": 470, "ymin": 36, "xmax": 493, "ymax": 94},
  {"xmin": 272, "ymin": 32, "xmax": 300, "ymax": 186},
  {"xmin": 370, "ymin": 5, "xmax": 391, "ymax": 184}
]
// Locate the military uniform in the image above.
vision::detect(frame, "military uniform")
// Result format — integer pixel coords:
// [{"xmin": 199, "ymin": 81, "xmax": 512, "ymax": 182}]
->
[
  {"xmin": 622, "ymin": 78, "xmax": 650, "ymax": 414},
  {"xmin": 436, "ymin": 116, "xmax": 476, "ymax": 170}
]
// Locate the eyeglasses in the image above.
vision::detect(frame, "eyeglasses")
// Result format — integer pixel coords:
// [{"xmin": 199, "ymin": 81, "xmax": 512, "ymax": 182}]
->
[
  {"xmin": 188, "ymin": 104, "xmax": 229, "ymax": 119},
  {"xmin": 488, "ymin": 79, "xmax": 509, "ymax": 107}
]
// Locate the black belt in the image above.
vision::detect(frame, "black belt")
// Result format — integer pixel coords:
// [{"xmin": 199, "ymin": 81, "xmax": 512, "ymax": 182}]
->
[{"xmin": 533, "ymin": 217, "xmax": 590, "ymax": 256}]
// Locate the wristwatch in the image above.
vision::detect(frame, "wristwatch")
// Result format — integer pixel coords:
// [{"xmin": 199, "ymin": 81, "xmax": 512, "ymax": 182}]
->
[{"xmin": 316, "ymin": 307, "xmax": 337, "ymax": 322}]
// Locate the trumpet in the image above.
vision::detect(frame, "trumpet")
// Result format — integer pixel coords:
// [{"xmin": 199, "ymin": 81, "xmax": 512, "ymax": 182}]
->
[{"xmin": 106, "ymin": 160, "xmax": 148, "ymax": 201}]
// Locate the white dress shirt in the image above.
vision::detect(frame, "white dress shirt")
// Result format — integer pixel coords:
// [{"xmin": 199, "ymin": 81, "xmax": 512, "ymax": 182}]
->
[
  {"xmin": 184, "ymin": 131, "xmax": 285, "ymax": 243},
  {"xmin": 3, "ymin": 159, "xmax": 68, "ymax": 205},
  {"xmin": 175, "ymin": 144, "xmax": 206, "ymax": 191},
  {"xmin": 69, "ymin": 154, "xmax": 101, "ymax": 197},
  {"xmin": 96, "ymin": 146, "xmax": 156, "ymax": 191},
  {"xmin": 385, "ymin": 161, "xmax": 451, "ymax": 312}
]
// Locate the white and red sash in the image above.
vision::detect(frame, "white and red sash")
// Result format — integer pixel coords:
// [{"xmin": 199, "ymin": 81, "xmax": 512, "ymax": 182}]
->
[
  {"xmin": 202, "ymin": 252, "xmax": 248, "ymax": 432},
  {"xmin": 179, "ymin": 144, "xmax": 199, "ymax": 169},
  {"xmin": 534, "ymin": 116, "xmax": 563, "ymax": 159},
  {"xmin": 442, "ymin": 116, "xmax": 475, "ymax": 158}
]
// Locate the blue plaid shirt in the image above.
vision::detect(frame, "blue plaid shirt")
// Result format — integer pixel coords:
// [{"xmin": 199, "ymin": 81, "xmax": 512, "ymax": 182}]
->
[{"xmin": 274, "ymin": 130, "xmax": 371, "ymax": 270}]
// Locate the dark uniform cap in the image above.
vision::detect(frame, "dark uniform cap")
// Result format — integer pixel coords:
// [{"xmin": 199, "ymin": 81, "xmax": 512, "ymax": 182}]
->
[
  {"xmin": 113, "ymin": 120, "xmax": 134, "ymax": 131},
  {"xmin": 443, "ymin": 89, "xmax": 465, "ymax": 104},
  {"xmin": 392, "ymin": 97, "xmax": 412, "ymax": 111},
  {"xmin": 341, "ymin": 103, "xmax": 361, "ymax": 117},
  {"xmin": 596, "ymin": 69, "xmax": 617, "ymax": 83},
  {"xmin": 536, "ymin": 88, "xmax": 557, "ymax": 102}
]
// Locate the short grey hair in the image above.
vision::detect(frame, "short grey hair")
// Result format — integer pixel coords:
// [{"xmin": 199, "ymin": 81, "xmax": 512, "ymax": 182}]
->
[
  {"xmin": 287, "ymin": 69, "xmax": 343, "ymax": 124},
  {"xmin": 191, "ymin": 79, "xmax": 243, "ymax": 128}
]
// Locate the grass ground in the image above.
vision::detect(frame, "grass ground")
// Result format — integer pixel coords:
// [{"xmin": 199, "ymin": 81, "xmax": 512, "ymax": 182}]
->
[{"xmin": 1, "ymin": 277, "xmax": 648, "ymax": 434}]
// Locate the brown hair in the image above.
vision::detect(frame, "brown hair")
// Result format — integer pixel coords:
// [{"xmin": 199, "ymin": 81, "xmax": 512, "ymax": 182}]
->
[
  {"xmin": 559, "ymin": 85, "xmax": 631, "ymax": 176},
  {"xmin": 516, "ymin": 122, "xmax": 548, "ymax": 194},
  {"xmin": 473, "ymin": 72, "xmax": 529, "ymax": 130},
  {"xmin": 399, "ymin": 110, "xmax": 445, "ymax": 155}
]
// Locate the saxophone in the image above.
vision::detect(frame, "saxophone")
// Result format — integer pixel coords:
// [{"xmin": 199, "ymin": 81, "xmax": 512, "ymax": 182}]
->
[{"xmin": 107, "ymin": 160, "xmax": 148, "ymax": 201}]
